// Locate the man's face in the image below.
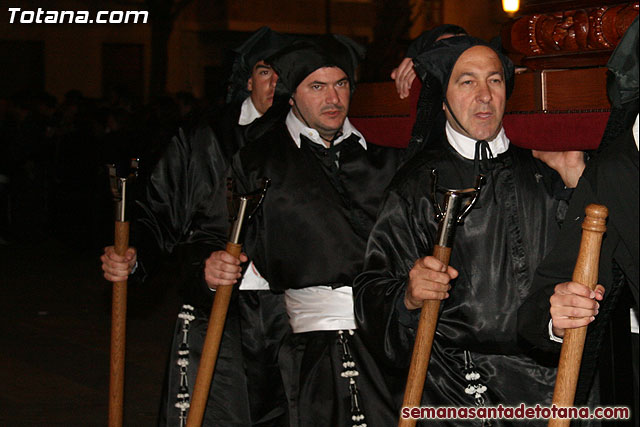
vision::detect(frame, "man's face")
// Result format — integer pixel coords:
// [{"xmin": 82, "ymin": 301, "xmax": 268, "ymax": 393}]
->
[
  {"xmin": 289, "ymin": 66, "xmax": 350, "ymax": 142},
  {"xmin": 444, "ymin": 45, "xmax": 506, "ymax": 141},
  {"xmin": 247, "ymin": 60, "xmax": 278, "ymax": 114}
]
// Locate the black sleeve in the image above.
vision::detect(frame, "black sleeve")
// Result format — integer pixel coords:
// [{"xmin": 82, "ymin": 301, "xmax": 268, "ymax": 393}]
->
[
  {"xmin": 517, "ymin": 174, "xmax": 595, "ymax": 353},
  {"xmin": 132, "ymin": 125, "xmax": 230, "ymax": 305},
  {"xmin": 354, "ymin": 185, "xmax": 435, "ymax": 369}
]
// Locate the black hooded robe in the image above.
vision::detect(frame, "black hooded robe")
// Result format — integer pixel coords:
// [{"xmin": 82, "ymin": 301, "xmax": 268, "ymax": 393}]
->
[
  {"xmin": 231, "ymin": 120, "xmax": 404, "ymax": 427},
  {"xmin": 354, "ymin": 140, "xmax": 568, "ymax": 426},
  {"xmin": 135, "ymin": 108, "xmax": 290, "ymax": 427},
  {"xmin": 518, "ymin": 127, "xmax": 639, "ymax": 422}
]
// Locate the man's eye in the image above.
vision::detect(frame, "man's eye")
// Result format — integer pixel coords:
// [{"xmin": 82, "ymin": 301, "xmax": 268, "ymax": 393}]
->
[
  {"xmin": 312, "ymin": 84, "xmax": 322, "ymax": 90},
  {"xmin": 336, "ymin": 81, "xmax": 348, "ymax": 87}
]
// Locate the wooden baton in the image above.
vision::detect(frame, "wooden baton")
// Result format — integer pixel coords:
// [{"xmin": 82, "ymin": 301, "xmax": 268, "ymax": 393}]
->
[
  {"xmin": 109, "ymin": 220, "xmax": 129, "ymax": 427},
  {"xmin": 399, "ymin": 245, "xmax": 452, "ymax": 427},
  {"xmin": 549, "ymin": 204, "xmax": 608, "ymax": 427},
  {"xmin": 186, "ymin": 241, "xmax": 241, "ymax": 427},
  {"xmin": 187, "ymin": 179, "xmax": 269, "ymax": 426},
  {"xmin": 399, "ymin": 171, "xmax": 482, "ymax": 427}
]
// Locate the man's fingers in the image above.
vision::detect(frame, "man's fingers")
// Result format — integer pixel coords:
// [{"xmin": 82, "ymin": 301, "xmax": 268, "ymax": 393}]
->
[
  {"xmin": 405, "ymin": 256, "xmax": 453, "ymax": 310},
  {"xmin": 412, "ymin": 287, "xmax": 449, "ymax": 302},
  {"xmin": 551, "ymin": 303, "xmax": 598, "ymax": 320},
  {"xmin": 204, "ymin": 267, "xmax": 240, "ymax": 288},
  {"xmin": 554, "ymin": 281, "xmax": 594, "ymax": 298},
  {"xmin": 204, "ymin": 275, "xmax": 237, "ymax": 287},
  {"xmin": 214, "ymin": 260, "xmax": 242, "ymax": 274},
  {"xmin": 404, "ymin": 279, "xmax": 450, "ymax": 310},
  {"xmin": 214, "ymin": 250, "xmax": 242, "ymax": 265},
  {"xmin": 104, "ymin": 272, "xmax": 130, "ymax": 282},
  {"xmin": 102, "ymin": 257, "xmax": 131, "ymax": 282},
  {"xmin": 419, "ymin": 255, "xmax": 447, "ymax": 273},
  {"xmin": 551, "ymin": 292, "xmax": 599, "ymax": 311},
  {"xmin": 552, "ymin": 316, "xmax": 594, "ymax": 331}
]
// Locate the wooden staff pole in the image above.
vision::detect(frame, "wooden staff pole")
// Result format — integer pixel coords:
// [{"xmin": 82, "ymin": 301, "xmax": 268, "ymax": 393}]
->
[
  {"xmin": 549, "ymin": 204, "xmax": 608, "ymax": 427},
  {"xmin": 399, "ymin": 245, "xmax": 451, "ymax": 427},
  {"xmin": 109, "ymin": 219, "xmax": 130, "ymax": 427},
  {"xmin": 186, "ymin": 241, "xmax": 241, "ymax": 427}
]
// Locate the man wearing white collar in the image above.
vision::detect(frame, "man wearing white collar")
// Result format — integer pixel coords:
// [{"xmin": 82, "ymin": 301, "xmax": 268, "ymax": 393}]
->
[
  {"xmin": 354, "ymin": 36, "xmax": 587, "ymax": 420},
  {"xmin": 205, "ymin": 35, "xmax": 404, "ymax": 427},
  {"xmin": 100, "ymin": 27, "xmax": 295, "ymax": 426}
]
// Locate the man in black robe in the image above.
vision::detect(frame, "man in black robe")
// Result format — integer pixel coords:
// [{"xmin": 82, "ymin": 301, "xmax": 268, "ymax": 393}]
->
[
  {"xmin": 353, "ymin": 36, "xmax": 586, "ymax": 426},
  {"xmin": 204, "ymin": 35, "xmax": 404, "ymax": 427},
  {"xmin": 518, "ymin": 16, "xmax": 639, "ymax": 424},
  {"xmin": 100, "ymin": 27, "xmax": 293, "ymax": 426}
]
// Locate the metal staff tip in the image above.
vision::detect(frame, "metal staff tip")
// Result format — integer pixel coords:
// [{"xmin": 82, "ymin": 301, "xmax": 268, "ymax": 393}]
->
[
  {"xmin": 431, "ymin": 169, "xmax": 484, "ymax": 248},
  {"xmin": 227, "ymin": 177, "xmax": 270, "ymax": 245},
  {"xmin": 107, "ymin": 158, "xmax": 139, "ymax": 222}
]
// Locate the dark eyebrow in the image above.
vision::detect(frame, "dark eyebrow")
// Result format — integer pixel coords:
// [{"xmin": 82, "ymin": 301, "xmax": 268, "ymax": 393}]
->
[
  {"xmin": 309, "ymin": 77, "xmax": 348, "ymax": 86},
  {"xmin": 255, "ymin": 64, "xmax": 272, "ymax": 70}
]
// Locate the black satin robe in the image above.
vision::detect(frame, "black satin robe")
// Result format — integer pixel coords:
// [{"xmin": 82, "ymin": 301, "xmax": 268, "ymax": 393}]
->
[
  {"xmin": 136, "ymin": 105, "xmax": 291, "ymax": 426},
  {"xmin": 518, "ymin": 128, "xmax": 639, "ymax": 414},
  {"xmin": 354, "ymin": 143, "xmax": 565, "ymax": 426},
  {"xmin": 232, "ymin": 123, "xmax": 403, "ymax": 291},
  {"xmin": 230, "ymin": 122, "xmax": 404, "ymax": 426}
]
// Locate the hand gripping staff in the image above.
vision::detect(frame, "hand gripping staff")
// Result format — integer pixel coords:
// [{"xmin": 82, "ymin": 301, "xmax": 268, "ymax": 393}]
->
[
  {"xmin": 186, "ymin": 178, "xmax": 270, "ymax": 427},
  {"xmin": 106, "ymin": 159, "xmax": 138, "ymax": 427},
  {"xmin": 548, "ymin": 204, "xmax": 608, "ymax": 427},
  {"xmin": 399, "ymin": 170, "xmax": 484, "ymax": 427}
]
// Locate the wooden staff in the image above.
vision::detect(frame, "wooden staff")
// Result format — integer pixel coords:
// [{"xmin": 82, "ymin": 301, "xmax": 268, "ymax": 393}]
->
[
  {"xmin": 109, "ymin": 219, "xmax": 129, "ymax": 427},
  {"xmin": 186, "ymin": 242, "xmax": 240, "ymax": 427},
  {"xmin": 107, "ymin": 161, "xmax": 137, "ymax": 427},
  {"xmin": 549, "ymin": 204, "xmax": 608, "ymax": 427},
  {"xmin": 399, "ymin": 245, "xmax": 451, "ymax": 427},
  {"xmin": 399, "ymin": 172, "xmax": 482, "ymax": 427},
  {"xmin": 187, "ymin": 179, "xmax": 269, "ymax": 427}
]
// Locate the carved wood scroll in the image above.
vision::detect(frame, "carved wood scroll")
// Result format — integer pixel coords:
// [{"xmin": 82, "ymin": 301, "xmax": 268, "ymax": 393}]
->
[{"xmin": 502, "ymin": 1, "xmax": 638, "ymax": 69}]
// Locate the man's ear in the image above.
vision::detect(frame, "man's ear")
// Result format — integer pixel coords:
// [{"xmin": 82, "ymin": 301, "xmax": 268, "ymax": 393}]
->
[
  {"xmin": 289, "ymin": 96, "xmax": 295, "ymax": 107},
  {"xmin": 247, "ymin": 77, "xmax": 253, "ymax": 92}
]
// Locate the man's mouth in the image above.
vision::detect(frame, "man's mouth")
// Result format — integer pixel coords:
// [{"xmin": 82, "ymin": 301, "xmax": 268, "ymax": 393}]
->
[
  {"xmin": 322, "ymin": 106, "xmax": 344, "ymax": 118},
  {"xmin": 474, "ymin": 111, "xmax": 493, "ymax": 120}
]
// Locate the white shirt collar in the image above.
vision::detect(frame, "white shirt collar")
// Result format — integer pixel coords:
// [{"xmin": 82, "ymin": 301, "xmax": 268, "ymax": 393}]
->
[
  {"xmin": 633, "ymin": 114, "xmax": 639, "ymax": 151},
  {"xmin": 285, "ymin": 110, "xmax": 367, "ymax": 150},
  {"xmin": 238, "ymin": 97, "xmax": 262, "ymax": 126},
  {"xmin": 445, "ymin": 121, "xmax": 510, "ymax": 160}
]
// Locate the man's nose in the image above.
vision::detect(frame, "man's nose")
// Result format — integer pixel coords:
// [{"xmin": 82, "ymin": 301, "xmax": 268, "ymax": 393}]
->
[
  {"xmin": 476, "ymin": 83, "xmax": 492, "ymax": 103},
  {"xmin": 326, "ymin": 86, "xmax": 339, "ymax": 104}
]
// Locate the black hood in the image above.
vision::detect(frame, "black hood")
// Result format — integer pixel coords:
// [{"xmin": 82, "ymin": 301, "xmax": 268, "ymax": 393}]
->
[{"xmin": 413, "ymin": 35, "xmax": 515, "ymax": 100}]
